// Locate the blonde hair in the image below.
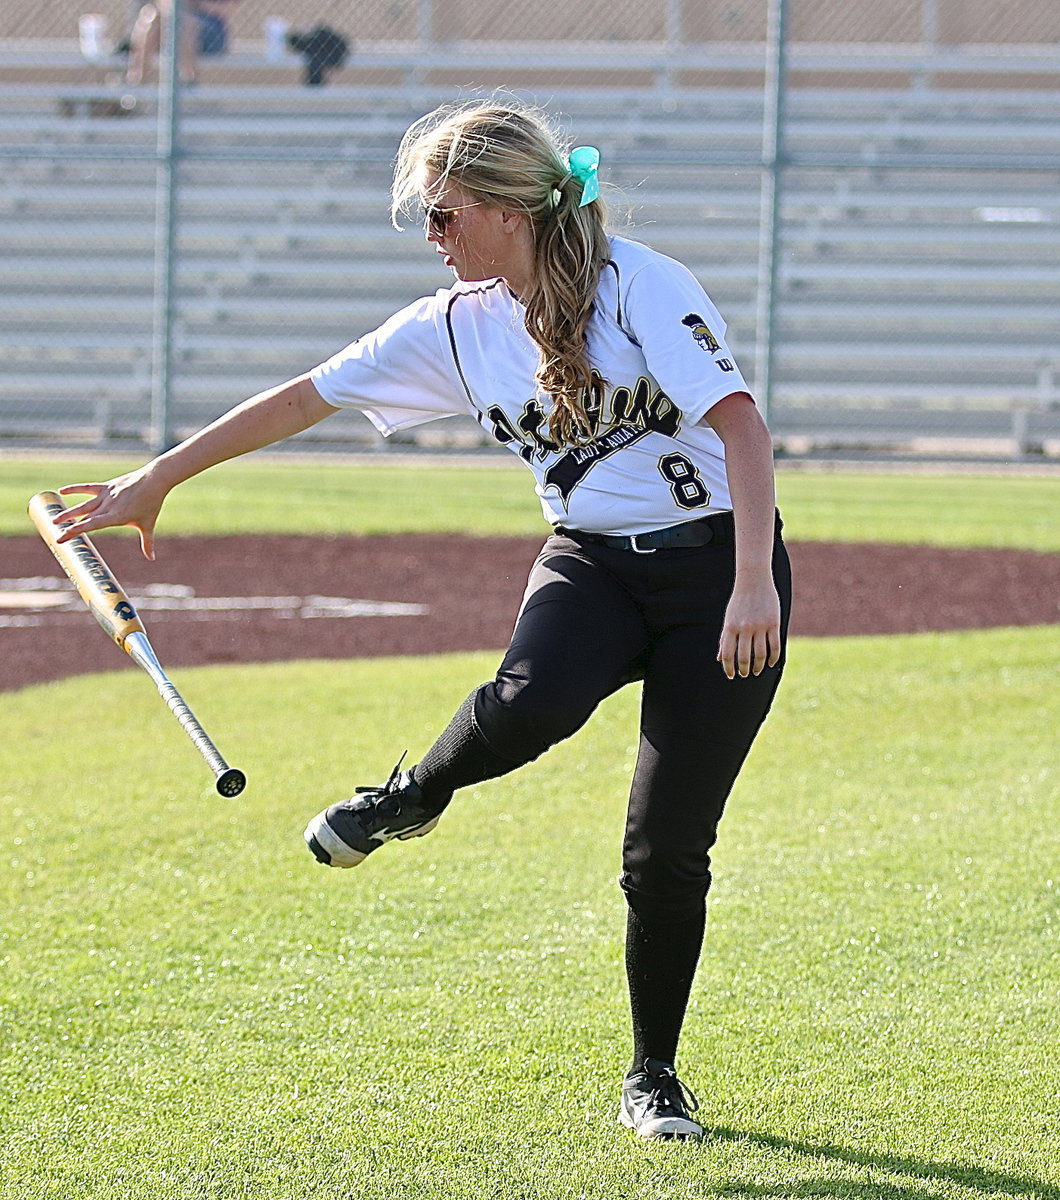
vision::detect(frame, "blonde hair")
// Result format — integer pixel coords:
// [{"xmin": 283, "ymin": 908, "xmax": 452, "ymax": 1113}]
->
[{"xmin": 392, "ymin": 101, "xmax": 610, "ymax": 446}]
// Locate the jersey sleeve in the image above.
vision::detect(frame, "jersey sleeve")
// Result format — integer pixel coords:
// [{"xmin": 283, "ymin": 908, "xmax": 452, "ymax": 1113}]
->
[
  {"xmin": 619, "ymin": 255, "xmax": 752, "ymax": 426},
  {"xmin": 309, "ymin": 293, "xmax": 470, "ymax": 436}
]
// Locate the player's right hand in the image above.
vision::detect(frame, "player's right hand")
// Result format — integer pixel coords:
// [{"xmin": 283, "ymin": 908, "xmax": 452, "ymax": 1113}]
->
[{"xmin": 53, "ymin": 465, "xmax": 169, "ymax": 560}]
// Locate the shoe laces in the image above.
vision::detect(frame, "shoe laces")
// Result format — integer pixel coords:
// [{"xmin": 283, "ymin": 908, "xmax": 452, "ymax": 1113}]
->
[
  {"xmin": 353, "ymin": 752, "xmax": 408, "ymax": 813},
  {"xmin": 646, "ymin": 1065, "xmax": 699, "ymax": 1117}
]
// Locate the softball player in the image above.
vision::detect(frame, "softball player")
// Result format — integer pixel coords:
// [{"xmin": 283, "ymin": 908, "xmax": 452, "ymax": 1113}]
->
[{"xmin": 53, "ymin": 101, "xmax": 790, "ymax": 1141}]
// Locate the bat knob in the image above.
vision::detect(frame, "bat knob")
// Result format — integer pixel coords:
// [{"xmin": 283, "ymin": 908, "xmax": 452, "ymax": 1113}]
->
[{"xmin": 215, "ymin": 767, "xmax": 247, "ymax": 797}]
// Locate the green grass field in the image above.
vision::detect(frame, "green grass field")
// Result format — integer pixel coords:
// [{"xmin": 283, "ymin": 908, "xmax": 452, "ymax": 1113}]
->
[
  {"xmin": 1, "ymin": 456, "xmax": 1058, "ymax": 549},
  {"xmin": 1, "ymin": 460, "xmax": 1057, "ymax": 1198}
]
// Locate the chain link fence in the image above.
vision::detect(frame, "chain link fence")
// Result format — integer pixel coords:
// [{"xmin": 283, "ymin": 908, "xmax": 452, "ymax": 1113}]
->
[
  {"xmin": 1, "ymin": 0, "xmax": 1058, "ymax": 456},
  {"xmin": 6, "ymin": 0, "xmax": 1059, "ymax": 53}
]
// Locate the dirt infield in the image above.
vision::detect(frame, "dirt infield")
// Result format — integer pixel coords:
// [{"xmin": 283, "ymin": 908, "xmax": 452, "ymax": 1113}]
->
[{"xmin": 3, "ymin": 533, "xmax": 1058, "ymax": 692}]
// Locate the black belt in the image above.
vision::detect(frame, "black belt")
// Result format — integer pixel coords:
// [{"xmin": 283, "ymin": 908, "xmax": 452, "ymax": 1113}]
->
[{"xmin": 555, "ymin": 511, "xmax": 735, "ymax": 553}]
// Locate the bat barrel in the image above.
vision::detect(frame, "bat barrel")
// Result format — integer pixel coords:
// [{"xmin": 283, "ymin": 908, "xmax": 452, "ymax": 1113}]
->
[{"xmin": 28, "ymin": 490, "xmax": 145, "ymax": 648}]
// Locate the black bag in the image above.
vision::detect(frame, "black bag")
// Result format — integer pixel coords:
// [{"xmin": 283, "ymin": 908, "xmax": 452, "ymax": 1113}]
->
[{"xmin": 286, "ymin": 25, "xmax": 350, "ymax": 86}]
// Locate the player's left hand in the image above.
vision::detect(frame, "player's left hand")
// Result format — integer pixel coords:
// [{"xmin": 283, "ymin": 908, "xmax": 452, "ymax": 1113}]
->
[{"xmin": 718, "ymin": 572, "xmax": 782, "ymax": 679}]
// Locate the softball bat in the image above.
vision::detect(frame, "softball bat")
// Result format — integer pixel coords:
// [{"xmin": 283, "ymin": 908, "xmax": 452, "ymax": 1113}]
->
[{"xmin": 27, "ymin": 491, "xmax": 247, "ymax": 798}]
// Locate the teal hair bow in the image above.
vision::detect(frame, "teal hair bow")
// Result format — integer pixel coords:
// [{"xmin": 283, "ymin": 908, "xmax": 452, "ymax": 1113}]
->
[{"xmin": 568, "ymin": 145, "xmax": 600, "ymax": 207}]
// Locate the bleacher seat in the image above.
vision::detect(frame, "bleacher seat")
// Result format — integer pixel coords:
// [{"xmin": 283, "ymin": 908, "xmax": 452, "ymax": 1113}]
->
[{"xmin": 0, "ymin": 72, "xmax": 1057, "ymax": 454}]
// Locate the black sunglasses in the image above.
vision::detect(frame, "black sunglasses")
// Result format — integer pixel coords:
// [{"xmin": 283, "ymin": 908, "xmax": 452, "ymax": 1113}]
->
[{"xmin": 423, "ymin": 201, "xmax": 483, "ymax": 236}]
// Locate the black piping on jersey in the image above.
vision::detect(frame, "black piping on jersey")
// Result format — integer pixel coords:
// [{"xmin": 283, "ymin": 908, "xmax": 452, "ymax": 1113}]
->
[
  {"xmin": 602, "ymin": 258, "xmax": 642, "ymax": 349},
  {"xmin": 447, "ymin": 266, "xmax": 637, "ymax": 411},
  {"xmin": 444, "ymin": 277, "xmax": 510, "ymax": 411}
]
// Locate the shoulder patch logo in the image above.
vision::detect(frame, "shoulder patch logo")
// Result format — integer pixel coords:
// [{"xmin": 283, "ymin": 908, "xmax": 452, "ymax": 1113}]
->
[{"xmin": 681, "ymin": 313, "xmax": 720, "ymax": 354}]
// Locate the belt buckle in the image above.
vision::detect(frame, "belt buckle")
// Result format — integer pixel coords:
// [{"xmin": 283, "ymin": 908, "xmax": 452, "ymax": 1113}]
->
[{"xmin": 628, "ymin": 533, "xmax": 657, "ymax": 554}]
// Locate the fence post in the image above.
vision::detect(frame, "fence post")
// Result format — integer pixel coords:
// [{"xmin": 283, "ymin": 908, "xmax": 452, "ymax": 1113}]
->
[
  {"xmin": 917, "ymin": 0, "xmax": 939, "ymax": 92},
  {"xmin": 753, "ymin": 0, "xmax": 789, "ymax": 424},
  {"xmin": 921, "ymin": 0, "xmax": 939, "ymax": 47},
  {"xmin": 150, "ymin": 0, "xmax": 183, "ymax": 452},
  {"xmin": 411, "ymin": 0, "xmax": 433, "ymax": 87},
  {"xmin": 662, "ymin": 0, "xmax": 682, "ymax": 91}
]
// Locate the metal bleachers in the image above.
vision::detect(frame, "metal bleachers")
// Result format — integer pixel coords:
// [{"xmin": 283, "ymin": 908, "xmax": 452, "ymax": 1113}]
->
[{"xmin": 0, "ymin": 79, "xmax": 1058, "ymax": 454}]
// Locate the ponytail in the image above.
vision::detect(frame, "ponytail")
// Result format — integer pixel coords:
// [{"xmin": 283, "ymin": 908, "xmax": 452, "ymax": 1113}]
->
[{"xmin": 527, "ymin": 175, "xmax": 609, "ymax": 445}]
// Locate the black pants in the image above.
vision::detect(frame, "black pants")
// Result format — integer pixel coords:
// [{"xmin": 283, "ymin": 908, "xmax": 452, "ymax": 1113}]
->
[{"xmin": 471, "ymin": 515, "xmax": 792, "ymax": 922}]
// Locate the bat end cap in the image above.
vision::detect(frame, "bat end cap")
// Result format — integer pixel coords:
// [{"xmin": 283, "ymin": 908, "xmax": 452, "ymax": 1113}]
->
[{"xmin": 216, "ymin": 767, "xmax": 247, "ymax": 797}]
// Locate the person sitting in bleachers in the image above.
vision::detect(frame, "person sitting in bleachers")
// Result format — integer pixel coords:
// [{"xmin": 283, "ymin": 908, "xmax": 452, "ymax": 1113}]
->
[{"xmin": 125, "ymin": 0, "xmax": 241, "ymax": 86}]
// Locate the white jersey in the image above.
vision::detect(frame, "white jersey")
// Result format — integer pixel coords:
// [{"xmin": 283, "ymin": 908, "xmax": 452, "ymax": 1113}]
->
[{"xmin": 310, "ymin": 235, "xmax": 752, "ymax": 536}]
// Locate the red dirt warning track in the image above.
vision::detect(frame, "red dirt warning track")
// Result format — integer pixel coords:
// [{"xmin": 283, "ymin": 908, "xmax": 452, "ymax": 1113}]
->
[{"xmin": 2, "ymin": 534, "xmax": 1057, "ymax": 692}]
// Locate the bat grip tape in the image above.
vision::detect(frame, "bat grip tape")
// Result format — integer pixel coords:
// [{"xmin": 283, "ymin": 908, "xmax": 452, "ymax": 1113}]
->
[
  {"xmin": 156, "ymin": 680, "xmax": 231, "ymax": 776},
  {"xmin": 125, "ymin": 631, "xmax": 232, "ymax": 776}
]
